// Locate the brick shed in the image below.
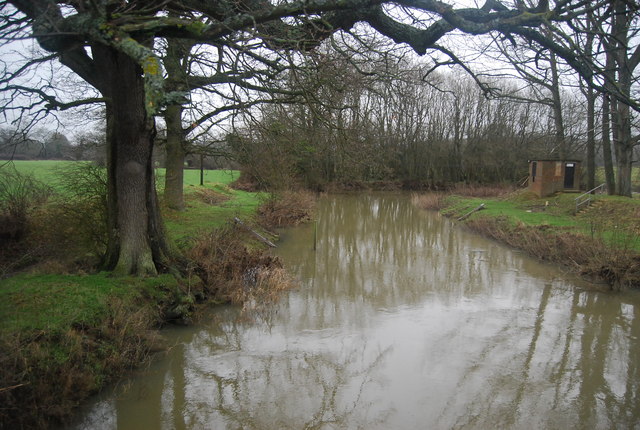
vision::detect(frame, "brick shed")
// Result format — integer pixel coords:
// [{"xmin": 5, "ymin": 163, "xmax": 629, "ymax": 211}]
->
[{"xmin": 528, "ymin": 159, "xmax": 581, "ymax": 197}]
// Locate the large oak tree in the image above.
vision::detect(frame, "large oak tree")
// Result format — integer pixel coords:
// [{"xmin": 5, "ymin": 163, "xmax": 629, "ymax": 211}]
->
[{"xmin": 1, "ymin": 0, "xmax": 602, "ymax": 275}]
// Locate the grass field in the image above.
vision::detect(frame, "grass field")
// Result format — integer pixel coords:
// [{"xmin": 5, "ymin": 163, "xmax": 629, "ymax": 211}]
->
[
  {"xmin": 4, "ymin": 160, "xmax": 257, "ymax": 243},
  {"xmin": 6, "ymin": 159, "xmax": 240, "ymax": 190}
]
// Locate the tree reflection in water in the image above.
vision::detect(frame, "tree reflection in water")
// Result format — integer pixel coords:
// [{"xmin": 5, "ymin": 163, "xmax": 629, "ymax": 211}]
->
[{"xmin": 68, "ymin": 194, "xmax": 640, "ymax": 430}]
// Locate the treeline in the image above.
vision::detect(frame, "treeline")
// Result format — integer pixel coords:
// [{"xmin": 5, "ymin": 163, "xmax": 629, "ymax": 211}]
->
[
  {"xmin": 230, "ymin": 54, "xmax": 589, "ymax": 190},
  {"xmin": 0, "ymin": 127, "xmax": 230, "ymax": 170},
  {"xmin": 0, "ymin": 128, "xmax": 104, "ymax": 162}
]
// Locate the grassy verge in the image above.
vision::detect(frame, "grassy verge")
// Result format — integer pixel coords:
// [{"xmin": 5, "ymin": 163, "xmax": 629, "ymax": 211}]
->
[
  {"xmin": 0, "ymin": 165, "xmax": 293, "ymax": 429},
  {"xmin": 415, "ymin": 188, "xmax": 640, "ymax": 289}
]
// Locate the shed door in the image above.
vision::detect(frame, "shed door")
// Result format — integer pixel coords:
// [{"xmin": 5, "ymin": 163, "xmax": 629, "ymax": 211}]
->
[
  {"xmin": 531, "ymin": 161, "xmax": 537, "ymax": 182},
  {"xmin": 564, "ymin": 163, "xmax": 575, "ymax": 188}
]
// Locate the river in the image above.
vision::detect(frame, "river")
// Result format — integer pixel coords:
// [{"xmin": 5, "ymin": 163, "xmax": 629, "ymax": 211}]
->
[{"xmin": 69, "ymin": 193, "xmax": 640, "ymax": 429}]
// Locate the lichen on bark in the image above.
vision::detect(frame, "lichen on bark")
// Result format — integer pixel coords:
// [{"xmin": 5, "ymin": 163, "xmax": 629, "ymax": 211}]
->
[{"xmin": 110, "ymin": 35, "xmax": 165, "ymax": 115}]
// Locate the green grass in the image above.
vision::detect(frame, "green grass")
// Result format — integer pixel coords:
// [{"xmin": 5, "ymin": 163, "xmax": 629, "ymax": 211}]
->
[
  {"xmin": 0, "ymin": 162, "xmax": 258, "ymax": 333},
  {"xmin": 164, "ymin": 187, "xmax": 264, "ymax": 243},
  {"xmin": 159, "ymin": 168, "xmax": 263, "ymax": 243},
  {"xmin": 443, "ymin": 194, "xmax": 580, "ymax": 228},
  {"xmin": 4, "ymin": 160, "xmax": 80, "ymax": 192},
  {"xmin": 0, "ymin": 273, "xmax": 178, "ymax": 336},
  {"xmin": 3, "ymin": 160, "xmax": 255, "ymax": 242},
  {"xmin": 6, "ymin": 160, "xmax": 241, "ymax": 193},
  {"xmin": 443, "ymin": 191, "xmax": 640, "ymax": 251},
  {"xmin": 180, "ymin": 168, "xmax": 239, "ymax": 187}
]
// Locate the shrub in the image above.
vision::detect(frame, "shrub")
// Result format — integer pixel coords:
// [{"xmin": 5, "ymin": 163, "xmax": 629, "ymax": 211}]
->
[
  {"xmin": 411, "ymin": 192, "xmax": 447, "ymax": 211},
  {"xmin": 0, "ymin": 168, "xmax": 51, "ymax": 241},
  {"xmin": 24, "ymin": 163, "xmax": 108, "ymax": 271},
  {"xmin": 465, "ymin": 216, "xmax": 640, "ymax": 290},
  {"xmin": 188, "ymin": 225, "xmax": 296, "ymax": 308},
  {"xmin": 0, "ymin": 163, "xmax": 109, "ymax": 274},
  {"xmin": 258, "ymin": 190, "xmax": 316, "ymax": 228}
]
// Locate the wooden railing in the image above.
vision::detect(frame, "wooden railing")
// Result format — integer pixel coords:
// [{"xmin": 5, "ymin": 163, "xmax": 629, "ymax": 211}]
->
[{"xmin": 574, "ymin": 183, "xmax": 606, "ymax": 214}]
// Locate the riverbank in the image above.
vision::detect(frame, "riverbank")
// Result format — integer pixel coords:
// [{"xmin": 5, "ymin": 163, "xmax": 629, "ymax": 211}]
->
[
  {"xmin": 414, "ymin": 188, "xmax": 640, "ymax": 290},
  {"xmin": 0, "ymin": 165, "xmax": 310, "ymax": 429}
]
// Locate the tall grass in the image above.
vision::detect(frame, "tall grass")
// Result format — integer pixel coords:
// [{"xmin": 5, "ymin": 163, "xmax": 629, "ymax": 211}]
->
[
  {"xmin": 187, "ymin": 225, "xmax": 297, "ymax": 309},
  {"xmin": 258, "ymin": 190, "xmax": 316, "ymax": 228},
  {"xmin": 411, "ymin": 192, "xmax": 447, "ymax": 211}
]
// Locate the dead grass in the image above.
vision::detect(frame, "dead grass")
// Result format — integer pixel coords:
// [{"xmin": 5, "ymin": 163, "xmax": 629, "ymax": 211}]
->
[
  {"xmin": 258, "ymin": 190, "xmax": 316, "ymax": 228},
  {"xmin": 412, "ymin": 184, "xmax": 516, "ymax": 212},
  {"xmin": 411, "ymin": 192, "xmax": 447, "ymax": 211},
  {"xmin": 187, "ymin": 225, "xmax": 297, "ymax": 310},
  {"xmin": 230, "ymin": 170, "xmax": 263, "ymax": 191},
  {"xmin": 450, "ymin": 183, "xmax": 516, "ymax": 198},
  {"xmin": 466, "ymin": 217, "xmax": 640, "ymax": 290},
  {"xmin": 0, "ymin": 297, "xmax": 158, "ymax": 429},
  {"xmin": 192, "ymin": 188, "xmax": 230, "ymax": 205}
]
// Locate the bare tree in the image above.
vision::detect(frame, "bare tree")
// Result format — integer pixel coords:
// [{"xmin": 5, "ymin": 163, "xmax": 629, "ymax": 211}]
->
[{"xmin": 0, "ymin": 0, "xmax": 606, "ymax": 275}]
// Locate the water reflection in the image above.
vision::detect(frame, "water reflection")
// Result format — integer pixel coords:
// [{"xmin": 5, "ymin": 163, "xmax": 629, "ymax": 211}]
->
[{"xmin": 69, "ymin": 193, "xmax": 640, "ymax": 429}]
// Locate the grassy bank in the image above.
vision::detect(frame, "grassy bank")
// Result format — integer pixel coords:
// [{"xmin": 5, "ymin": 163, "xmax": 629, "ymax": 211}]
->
[
  {"xmin": 414, "ymin": 188, "xmax": 640, "ymax": 289},
  {"xmin": 0, "ymin": 163, "xmax": 293, "ymax": 429}
]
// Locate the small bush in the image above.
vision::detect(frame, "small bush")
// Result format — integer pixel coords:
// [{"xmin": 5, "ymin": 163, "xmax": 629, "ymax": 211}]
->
[
  {"xmin": 411, "ymin": 192, "xmax": 447, "ymax": 211},
  {"xmin": 19, "ymin": 163, "xmax": 108, "ymax": 272},
  {"xmin": 188, "ymin": 225, "xmax": 296, "ymax": 308},
  {"xmin": 0, "ymin": 168, "xmax": 51, "ymax": 241},
  {"xmin": 258, "ymin": 190, "xmax": 316, "ymax": 228},
  {"xmin": 0, "ymin": 163, "xmax": 109, "ymax": 275}
]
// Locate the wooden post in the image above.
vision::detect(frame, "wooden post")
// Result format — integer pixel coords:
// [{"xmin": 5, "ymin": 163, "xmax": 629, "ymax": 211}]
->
[
  {"xmin": 199, "ymin": 153, "xmax": 204, "ymax": 186},
  {"xmin": 313, "ymin": 220, "xmax": 317, "ymax": 251}
]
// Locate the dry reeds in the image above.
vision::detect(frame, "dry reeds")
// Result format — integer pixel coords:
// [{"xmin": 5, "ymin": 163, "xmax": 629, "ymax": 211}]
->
[
  {"xmin": 450, "ymin": 183, "xmax": 516, "ymax": 198},
  {"xmin": 187, "ymin": 225, "xmax": 297, "ymax": 308},
  {"xmin": 258, "ymin": 190, "xmax": 316, "ymax": 228},
  {"xmin": 411, "ymin": 192, "xmax": 447, "ymax": 211}
]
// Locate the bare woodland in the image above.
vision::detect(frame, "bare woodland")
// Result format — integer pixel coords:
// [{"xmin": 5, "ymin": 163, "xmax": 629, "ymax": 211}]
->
[{"xmin": 0, "ymin": 0, "xmax": 639, "ymax": 275}]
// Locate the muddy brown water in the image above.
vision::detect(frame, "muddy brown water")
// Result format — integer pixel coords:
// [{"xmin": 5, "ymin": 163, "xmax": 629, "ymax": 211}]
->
[{"xmin": 69, "ymin": 193, "xmax": 640, "ymax": 429}]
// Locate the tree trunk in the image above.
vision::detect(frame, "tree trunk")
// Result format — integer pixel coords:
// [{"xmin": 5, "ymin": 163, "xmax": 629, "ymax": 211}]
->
[
  {"xmin": 583, "ymin": 18, "xmax": 596, "ymax": 191},
  {"xmin": 602, "ymin": 94, "xmax": 616, "ymax": 195},
  {"xmin": 609, "ymin": 0, "xmax": 634, "ymax": 198},
  {"xmin": 549, "ymin": 52, "xmax": 566, "ymax": 159},
  {"xmin": 164, "ymin": 104, "xmax": 187, "ymax": 210},
  {"xmin": 613, "ymin": 66, "xmax": 634, "ymax": 197},
  {"xmin": 615, "ymin": 93, "xmax": 633, "ymax": 197},
  {"xmin": 586, "ymin": 85, "xmax": 596, "ymax": 190},
  {"xmin": 163, "ymin": 37, "xmax": 191, "ymax": 210},
  {"xmin": 96, "ymin": 46, "xmax": 171, "ymax": 275}
]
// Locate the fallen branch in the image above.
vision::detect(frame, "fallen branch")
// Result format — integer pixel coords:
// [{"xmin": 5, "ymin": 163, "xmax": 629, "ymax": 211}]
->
[
  {"xmin": 234, "ymin": 217, "xmax": 277, "ymax": 248},
  {"xmin": 0, "ymin": 382, "xmax": 28, "ymax": 393},
  {"xmin": 458, "ymin": 203, "xmax": 485, "ymax": 221}
]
